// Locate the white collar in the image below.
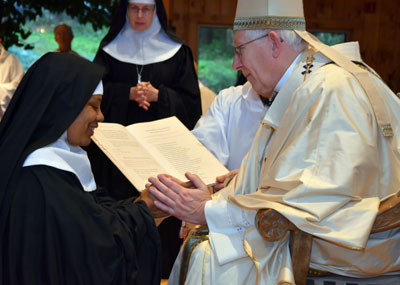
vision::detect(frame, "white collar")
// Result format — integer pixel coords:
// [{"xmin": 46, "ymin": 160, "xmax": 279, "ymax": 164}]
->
[
  {"xmin": 23, "ymin": 132, "xmax": 97, "ymax": 192},
  {"xmin": 263, "ymin": 51, "xmax": 306, "ymax": 129},
  {"xmin": 103, "ymin": 11, "xmax": 181, "ymax": 65},
  {"xmin": 274, "ymin": 52, "xmax": 303, "ymax": 93}
]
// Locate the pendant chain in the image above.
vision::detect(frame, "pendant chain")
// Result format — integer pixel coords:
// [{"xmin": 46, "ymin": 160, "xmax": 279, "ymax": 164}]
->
[
  {"xmin": 136, "ymin": 64, "xmax": 144, "ymax": 83},
  {"xmin": 136, "ymin": 41, "xmax": 145, "ymax": 83}
]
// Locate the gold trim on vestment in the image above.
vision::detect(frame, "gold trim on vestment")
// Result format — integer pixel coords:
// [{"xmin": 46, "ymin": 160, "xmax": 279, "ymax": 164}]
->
[
  {"xmin": 311, "ymin": 234, "xmax": 364, "ymax": 251},
  {"xmin": 234, "ymin": 16, "xmax": 306, "ymax": 31},
  {"xmin": 243, "ymin": 228, "xmax": 261, "ymax": 284},
  {"xmin": 278, "ymin": 280, "xmax": 294, "ymax": 285},
  {"xmin": 202, "ymin": 242, "xmax": 210, "ymax": 285},
  {"xmin": 381, "ymin": 124, "xmax": 394, "ymax": 137},
  {"xmin": 179, "ymin": 226, "xmax": 209, "ymax": 285},
  {"xmin": 308, "ymin": 268, "xmax": 332, "ymax": 277}
]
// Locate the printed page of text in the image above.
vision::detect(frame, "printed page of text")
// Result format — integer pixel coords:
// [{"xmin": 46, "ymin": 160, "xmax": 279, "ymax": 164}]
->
[
  {"xmin": 127, "ymin": 116, "xmax": 228, "ymax": 185},
  {"xmin": 92, "ymin": 123, "xmax": 180, "ymax": 191}
]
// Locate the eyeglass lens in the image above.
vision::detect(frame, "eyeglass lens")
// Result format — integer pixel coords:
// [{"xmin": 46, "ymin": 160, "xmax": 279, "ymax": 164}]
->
[{"xmin": 132, "ymin": 6, "xmax": 154, "ymax": 15}]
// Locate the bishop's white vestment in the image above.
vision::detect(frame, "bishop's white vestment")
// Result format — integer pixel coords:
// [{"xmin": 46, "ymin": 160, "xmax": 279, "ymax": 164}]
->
[{"xmin": 169, "ymin": 42, "xmax": 400, "ymax": 284}]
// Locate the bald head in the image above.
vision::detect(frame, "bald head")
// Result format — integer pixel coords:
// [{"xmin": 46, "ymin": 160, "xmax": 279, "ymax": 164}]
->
[{"xmin": 54, "ymin": 24, "xmax": 74, "ymax": 52}]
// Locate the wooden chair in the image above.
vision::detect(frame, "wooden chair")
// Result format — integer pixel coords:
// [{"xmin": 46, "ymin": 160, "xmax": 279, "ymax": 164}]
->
[{"xmin": 256, "ymin": 191, "xmax": 400, "ymax": 285}]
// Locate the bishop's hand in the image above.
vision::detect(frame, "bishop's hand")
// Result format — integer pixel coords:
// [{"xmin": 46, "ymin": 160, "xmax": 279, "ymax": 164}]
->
[{"xmin": 148, "ymin": 173, "xmax": 211, "ymax": 225}]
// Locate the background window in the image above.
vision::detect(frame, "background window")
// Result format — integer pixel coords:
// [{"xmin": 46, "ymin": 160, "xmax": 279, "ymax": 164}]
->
[
  {"xmin": 197, "ymin": 26, "xmax": 236, "ymax": 93},
  {"xmin": 310, "ymin": 31, "xmax": 348, "ymax": 46}
]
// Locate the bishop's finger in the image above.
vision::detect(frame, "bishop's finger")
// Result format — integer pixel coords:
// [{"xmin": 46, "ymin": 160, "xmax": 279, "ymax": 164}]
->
[
  {"xmin": 158, "ymin": 174, "xmax": 185, "ymax": 194},
  {"xmin": 148, "ymin": 177, "xmax": 180, "ymax": 201},
  {"xmin": 149, "ymin": 185, "xmax": 176, "ymax": 209}
]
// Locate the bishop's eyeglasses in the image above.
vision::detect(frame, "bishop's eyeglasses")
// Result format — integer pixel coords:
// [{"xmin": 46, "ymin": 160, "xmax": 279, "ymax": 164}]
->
[
  {"xmin": 233, "ymin": 33, "xmax": 269, "ymax": 58},
  {"xmin": 131, "ymin": 5, "xmax": 155, "ymax": 16}
]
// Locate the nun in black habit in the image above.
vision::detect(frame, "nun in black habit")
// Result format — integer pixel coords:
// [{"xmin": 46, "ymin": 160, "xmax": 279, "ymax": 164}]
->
[
  {"xmin": 0, "ymin": 52, "xmax": 163, "ymax": 284},
  {"xmin": 87, "ymin": 0, "xmax": 201, "ymax": 199}
]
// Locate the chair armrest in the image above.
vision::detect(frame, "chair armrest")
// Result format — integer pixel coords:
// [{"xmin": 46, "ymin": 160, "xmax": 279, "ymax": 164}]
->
[
  {"xmin": 372, "ymin": 191, "xmax": 400, "ymax": 233},
  {"xmin": 256, "ymin": 208, "xmax": 297, "ymax": 242},
  {"xmin": 256, "ymin": 208, "xmax": 312, "ymax": 285}
]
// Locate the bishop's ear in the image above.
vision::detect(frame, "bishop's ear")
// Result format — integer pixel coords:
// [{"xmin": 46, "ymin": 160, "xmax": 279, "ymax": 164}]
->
[{"xmin": 269, "ymin": 31, "xmax": 283, "ymax": 58}]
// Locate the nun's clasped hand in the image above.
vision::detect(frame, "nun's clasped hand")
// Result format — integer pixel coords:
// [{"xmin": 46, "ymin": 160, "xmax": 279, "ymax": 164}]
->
[
  {"xmin": 138, "ymin": 82, "xmax": 159, "ymax": 103},
  {"xmin": 129, "ymin": 82, "xmax": 159, "ymax": 110},
  {"xmin": 148, "ymin": 173, "xmax": 211, "ymax": 225}
]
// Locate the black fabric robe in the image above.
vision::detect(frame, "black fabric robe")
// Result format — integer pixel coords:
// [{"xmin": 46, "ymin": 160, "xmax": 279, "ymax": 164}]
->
[
  {"xmin": 5, "ymin": 166, "xmax": 160, "ymax": 285},
  {"xmin": 0, "ymin": 53, "xmax": 161, "ymax": 284}
]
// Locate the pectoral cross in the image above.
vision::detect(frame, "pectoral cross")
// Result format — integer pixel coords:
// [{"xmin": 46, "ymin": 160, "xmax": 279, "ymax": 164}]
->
[
  {"xmin": 302, "ymin": 55, "xmax": 315, "ymax": 81},
  {"xmin": 137, "ymin": 73, "xmax": 142, "ymax": 83}
]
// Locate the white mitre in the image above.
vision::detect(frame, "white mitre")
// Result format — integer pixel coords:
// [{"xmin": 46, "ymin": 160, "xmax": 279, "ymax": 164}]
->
[{"xmin": 234, "ymin": 0, "xmax": 305, "ymax": 30}]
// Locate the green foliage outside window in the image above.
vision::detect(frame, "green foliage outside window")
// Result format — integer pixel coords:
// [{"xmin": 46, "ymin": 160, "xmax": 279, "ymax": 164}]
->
[
  {"xmin": 198, "ymin": 27, "xmax": 237, "ymax": 93},
  {"xmin": 311, "ymin": 31, "xmax": 347, "ymax": 46}
]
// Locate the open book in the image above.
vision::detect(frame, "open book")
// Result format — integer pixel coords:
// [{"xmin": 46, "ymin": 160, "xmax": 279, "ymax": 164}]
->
[{"xmin": 92, "ymin": 116, "xmax": 229, "ymax": 191}]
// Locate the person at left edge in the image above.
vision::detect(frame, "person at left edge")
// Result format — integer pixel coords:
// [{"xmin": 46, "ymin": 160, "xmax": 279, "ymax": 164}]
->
[
  {"xmin": 87, "ymin": 0, "xmax": 202, "ymax": 200},
  {"xmin": 0, "ymin": 52, "xmax": 165, "ymax": 284},
  {"xmin": 0, "ymin": 36, "xmax": 24, "ymax": 121}
]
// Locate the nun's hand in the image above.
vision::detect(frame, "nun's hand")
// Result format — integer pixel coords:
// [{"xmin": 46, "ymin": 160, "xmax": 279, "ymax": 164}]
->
[
  {"xmin": 139, "ymin": 82, "xmax": 159, "ymax": 103},
  {"xmin": 135, "ymin": 188, "xmax": 169, "ymax": 218},
  {"xmin": 130, "ymin": 86, "xmax": 150, "ymax": 110}
]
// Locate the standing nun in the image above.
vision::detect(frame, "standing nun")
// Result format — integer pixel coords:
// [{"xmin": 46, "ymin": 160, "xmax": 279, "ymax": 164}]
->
[{"xmin": 88, "ymin": 0, "xmax": 201, "ymax": 199}]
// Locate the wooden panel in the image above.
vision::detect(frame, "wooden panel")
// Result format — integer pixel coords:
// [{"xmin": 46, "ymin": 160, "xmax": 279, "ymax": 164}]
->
[
  {"xmin": 189, "ymin": 0, "xmax": 205, "ymax": 16},
  {"xmin": 303, "ymin": 0, "xmax": 400, "ymax": 92},
  {"xmin": 374, "ymin": 0, "xmax": 400, "ymax": 91},
  {"xmin": 220, "ymin": 0, "xmax": 237, "ymax": 17},
  {"xmin": 164, "ymin": 0, "xmax": 171, "ymax": 19},
  {"xmin": 204, "ymin": 0, "xmax": 221, "ymax": 18}
]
